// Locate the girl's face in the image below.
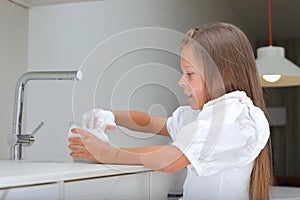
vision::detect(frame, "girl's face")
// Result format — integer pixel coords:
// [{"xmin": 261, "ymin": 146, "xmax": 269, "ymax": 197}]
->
[{"xmin": 179, "ymin": 45, "xmax": 205, "ymax": 110}]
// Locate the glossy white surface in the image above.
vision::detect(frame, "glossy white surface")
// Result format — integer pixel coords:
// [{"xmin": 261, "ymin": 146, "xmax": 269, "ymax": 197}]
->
[
  {"xmin": 0, "ymin": 160, "xmax": 150, "ymax": 188},
  {"xmin": 271, "ymin": 186, "xmax": 300, "ymax": 200}
]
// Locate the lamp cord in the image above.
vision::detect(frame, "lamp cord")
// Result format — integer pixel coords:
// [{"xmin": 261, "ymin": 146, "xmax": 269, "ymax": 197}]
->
[{"xmin": 268, "ymin": 0, "xmax": 273, "ymax": 46}]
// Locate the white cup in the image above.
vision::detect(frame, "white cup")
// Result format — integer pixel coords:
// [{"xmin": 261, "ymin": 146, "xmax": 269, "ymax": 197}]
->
[{"xmin": 68, "ymin": 122, "xmax": 109, "ymax": 163}]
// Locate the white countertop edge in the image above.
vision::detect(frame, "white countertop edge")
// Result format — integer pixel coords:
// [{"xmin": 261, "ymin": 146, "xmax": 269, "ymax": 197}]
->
[{"xmin": 0, "ymin": 161, "xmax": 151, "ymax": 189}]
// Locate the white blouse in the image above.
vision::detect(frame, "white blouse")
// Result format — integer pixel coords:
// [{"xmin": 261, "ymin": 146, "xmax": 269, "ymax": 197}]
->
[{"xmin": 167, "ymin": 91, "xmax": 270, "ymax": 200}]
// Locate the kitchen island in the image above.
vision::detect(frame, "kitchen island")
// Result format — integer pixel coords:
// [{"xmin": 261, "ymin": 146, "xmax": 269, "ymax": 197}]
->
[{"xmin": 0, "ymin": 160, "xmax": 184, "ymax": 200}]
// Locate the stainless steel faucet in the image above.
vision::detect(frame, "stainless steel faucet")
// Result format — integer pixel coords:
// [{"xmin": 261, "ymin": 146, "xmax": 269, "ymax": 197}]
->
[{"xmin": 7, "ymin": 70, "xmax": 83, "ymax": 160}]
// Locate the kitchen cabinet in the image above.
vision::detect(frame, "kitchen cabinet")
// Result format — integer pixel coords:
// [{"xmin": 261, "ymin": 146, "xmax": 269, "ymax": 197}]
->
[
  {"xmin": 64, "ymin": 172, "xmax": 149, "ymax": 200},
  {"xmin": 150, "ymin": 170, "xmax": 186, "ymax": 200},
  {"xmin": 0, "ymin": 161, "xmax": 186, "ymax": 200},
  {"xmin": 0, "ymin": 183, "xmax": 60, "ymax": 200}
]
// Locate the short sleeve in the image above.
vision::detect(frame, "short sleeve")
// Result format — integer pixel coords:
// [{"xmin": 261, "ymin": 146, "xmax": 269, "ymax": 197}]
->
[
  {"xmin": 167, "ymin": 106, "xmax": 199, "ymax": 141},
  {"xmin": 171, "ymin": 98, "xmax": 270, "ymax": 177},
  {"xmin": 166, "ymin": 107, "xmax": 181, "ymax": 141}
]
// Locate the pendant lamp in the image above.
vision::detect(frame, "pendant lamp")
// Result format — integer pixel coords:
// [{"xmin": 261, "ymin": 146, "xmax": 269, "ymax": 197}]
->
[{"xmin": 256, "ymin": 0, "xmax": 300, "ymax": 87}]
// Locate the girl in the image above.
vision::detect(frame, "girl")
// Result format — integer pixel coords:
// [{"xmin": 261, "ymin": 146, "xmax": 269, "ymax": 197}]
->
[{"xmin": 69, "ymin": 22, "xmax": 272, "ymax": 200}]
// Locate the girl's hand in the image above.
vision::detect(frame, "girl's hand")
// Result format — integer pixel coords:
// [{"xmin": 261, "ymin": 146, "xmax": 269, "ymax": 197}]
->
[
  {"xmin": 68, "ymin": 128, "xmax": 111, "ymax": 163},
  {"xmin": 82, "ymin": 109, "xmax": 117, "ymax": 131}
]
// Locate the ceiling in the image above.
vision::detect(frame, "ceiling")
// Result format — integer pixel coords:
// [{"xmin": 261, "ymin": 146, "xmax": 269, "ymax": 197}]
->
[
  {"xmin": 9, "ymin": 0, "xmax": 99, "ymax": 8},
  {"xmin": 10, "ymin": 0, "xmax": 300, "ymax": 41}
]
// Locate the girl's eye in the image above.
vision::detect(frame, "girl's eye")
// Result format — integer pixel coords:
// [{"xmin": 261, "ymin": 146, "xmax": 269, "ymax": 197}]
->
[{"xmin": 186, "ymin": 72, "xmax": 194, "ymax": 78}]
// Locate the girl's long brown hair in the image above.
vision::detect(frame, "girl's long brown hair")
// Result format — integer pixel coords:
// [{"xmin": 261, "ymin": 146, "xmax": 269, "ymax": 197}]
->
[{"xmin": 182, "ymin": 22, "xmax": 272, "ymax": 200}]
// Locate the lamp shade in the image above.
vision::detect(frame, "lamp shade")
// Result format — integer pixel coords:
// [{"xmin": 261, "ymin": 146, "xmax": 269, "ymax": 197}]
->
[{"xmin": 256, "ymin": 46, "xmax": 300, "ymax": 87}]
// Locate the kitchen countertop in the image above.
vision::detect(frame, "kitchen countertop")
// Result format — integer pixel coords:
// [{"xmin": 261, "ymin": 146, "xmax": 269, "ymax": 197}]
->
[{"xmin": 0, "ymin": 160, "xmax": 151, "ymax": 188}]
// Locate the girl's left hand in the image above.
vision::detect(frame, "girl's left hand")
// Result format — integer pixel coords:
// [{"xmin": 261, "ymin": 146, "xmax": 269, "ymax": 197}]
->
[{"xmin": 68, "ymin": 128, "xmax": 111, "ymax": 163}]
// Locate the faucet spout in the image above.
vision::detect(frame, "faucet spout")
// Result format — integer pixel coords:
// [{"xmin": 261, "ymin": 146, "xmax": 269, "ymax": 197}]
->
[{"xmin": 10, "ymin": 70, "xmax": 83, "ymax": 160}]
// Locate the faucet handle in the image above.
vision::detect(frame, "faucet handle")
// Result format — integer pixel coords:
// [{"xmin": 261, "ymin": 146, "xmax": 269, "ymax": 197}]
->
[
  {"xmin": 7, "ymin": 122, "xmax": 44, "ymax": 147},
  {"xmin": 20, "ymin": 122, "xmax": 45, "ymax": 147},
  {"xmin": 7, "ymin": 133, "xmax": 35, "ymax": 147},
  {"xmin": 29, "ymin": 122, "xmax": 44, "ymax": 136}
]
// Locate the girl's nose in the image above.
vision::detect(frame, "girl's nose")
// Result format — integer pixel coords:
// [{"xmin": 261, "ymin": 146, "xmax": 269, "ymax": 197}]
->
[{"xmin": 178, "ymin": 76, "xmax": 186, "ymax": 88}]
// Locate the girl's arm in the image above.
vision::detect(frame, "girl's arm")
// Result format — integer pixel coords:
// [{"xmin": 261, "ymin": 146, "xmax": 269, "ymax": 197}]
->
[
  {"xmin": 69, "ymin": 128, "xmax": 190, "ymax": 172},
  {"xmin": 113, "ymin": 111, "xmax": 169, "ymax": 137},
  {"xmin": 112, "ymin": 146, "xmax": 190, "ymax": 172}
]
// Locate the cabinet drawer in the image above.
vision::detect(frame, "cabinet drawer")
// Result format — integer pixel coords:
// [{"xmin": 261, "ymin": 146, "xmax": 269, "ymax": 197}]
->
[
  {"xmin": 0, "ymin": 183, "xmax": 59, "ymax": 200},
  {"xmin": 64, "ymin": 172, "xmax": 149, "ymax": 200}
]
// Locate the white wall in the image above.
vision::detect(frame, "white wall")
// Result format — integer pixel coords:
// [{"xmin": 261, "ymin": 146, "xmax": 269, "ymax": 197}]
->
[
  {"xmin": 25, "ymin": 0, "xmax": 246, "ymax": 161},
  {"xmin": 0, "ymin": 1, "xmax": 28, "ymax": 159}
]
